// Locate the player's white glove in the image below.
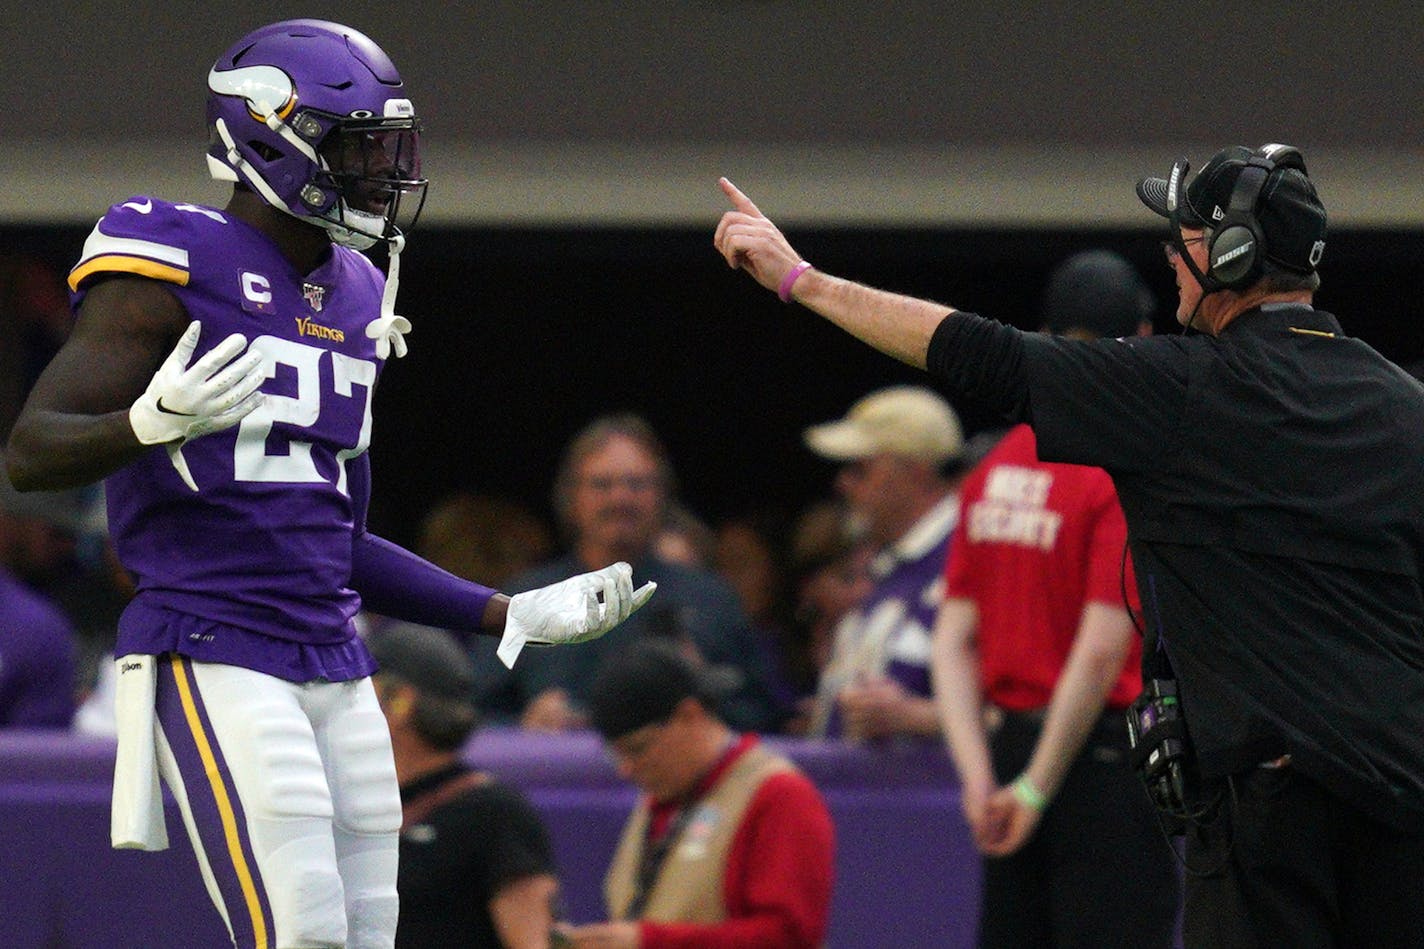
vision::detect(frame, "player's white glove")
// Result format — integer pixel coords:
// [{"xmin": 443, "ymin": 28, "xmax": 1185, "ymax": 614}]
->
[
  {"xmin": 129, "ymin": 321, "xmax": 267, "ymax": 491},
  {"xmin": 497, "ymin": 562, "xmax": 657, "ymax": 669}
]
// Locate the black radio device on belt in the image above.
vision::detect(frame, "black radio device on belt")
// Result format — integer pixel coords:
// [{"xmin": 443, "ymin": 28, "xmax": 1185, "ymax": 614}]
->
[{"xmin": 1126, "ymin": 677, "xmax": 1196, "ymax": 822}]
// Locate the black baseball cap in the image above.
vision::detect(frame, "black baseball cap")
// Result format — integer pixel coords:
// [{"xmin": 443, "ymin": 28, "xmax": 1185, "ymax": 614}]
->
[
  {"xmin": 1040, "ymin": 250, "xmax": 1154, "ymax": 339},
  {"xmin": 1136, "ymin": 145, "xmax": 1328, "ymax": 274},
  {"xmin": 368, "ymin": 624, "xmax": 476, "ymax": 702},
  {"xmin": 586, "ymin": 640, "xmax": 728, "ymax": 740}
]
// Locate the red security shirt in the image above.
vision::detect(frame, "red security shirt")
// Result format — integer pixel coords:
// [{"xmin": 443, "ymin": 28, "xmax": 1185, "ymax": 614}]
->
[{"xmin": 945, "ymin": 424, "xmax": 1142, "ymax": 711}]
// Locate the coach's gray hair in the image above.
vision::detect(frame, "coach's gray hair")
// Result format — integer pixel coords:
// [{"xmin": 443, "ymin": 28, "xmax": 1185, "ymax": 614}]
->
[{"xmin": 1260, "ymin": 269, "xmax": 1322, "ymax": 293}]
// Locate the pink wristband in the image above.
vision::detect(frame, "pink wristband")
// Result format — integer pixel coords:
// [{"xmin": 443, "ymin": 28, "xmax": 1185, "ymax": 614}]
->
[{"xmin": 778, "ymin": 261, "xmax": 814, "ymax": 303}]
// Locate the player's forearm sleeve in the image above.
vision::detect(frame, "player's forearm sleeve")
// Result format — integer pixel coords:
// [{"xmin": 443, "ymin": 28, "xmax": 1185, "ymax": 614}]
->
[
  {"xmin": 351, "ymin": 531, "xmax": 498, "ymax": 636},
  {"xmin": 925, "ymin": 312, "xmax": 1032, "ymax": 423}
]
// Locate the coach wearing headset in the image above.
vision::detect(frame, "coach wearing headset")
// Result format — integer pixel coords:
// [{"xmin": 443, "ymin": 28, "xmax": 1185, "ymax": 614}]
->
[{"xmin": 714, "ymin": 144, "xmax": 1424, "ymax": 947}]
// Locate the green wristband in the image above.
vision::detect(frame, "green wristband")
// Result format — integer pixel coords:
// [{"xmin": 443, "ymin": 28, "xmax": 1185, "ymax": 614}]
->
[{"xmin": 1011, "ymin": 774, "xmax": 1048, "ymax": 811}]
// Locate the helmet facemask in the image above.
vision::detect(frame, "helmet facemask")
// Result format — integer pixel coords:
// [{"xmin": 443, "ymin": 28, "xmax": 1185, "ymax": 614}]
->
[{"xmin": 307, "ymin": 115, "xmax": 427, "ymax": 249}]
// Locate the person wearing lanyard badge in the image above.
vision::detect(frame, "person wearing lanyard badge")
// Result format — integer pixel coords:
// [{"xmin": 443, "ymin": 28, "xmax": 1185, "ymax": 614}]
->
[{"xmin": 560, "ymin": 640, "xmax": 834, "ymax": 949}]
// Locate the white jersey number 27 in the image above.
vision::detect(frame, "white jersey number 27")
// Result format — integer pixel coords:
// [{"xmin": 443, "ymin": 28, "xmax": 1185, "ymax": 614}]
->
[{"xmin": 233, "ymin": 335, "xmax": 375, "ymax": 495}]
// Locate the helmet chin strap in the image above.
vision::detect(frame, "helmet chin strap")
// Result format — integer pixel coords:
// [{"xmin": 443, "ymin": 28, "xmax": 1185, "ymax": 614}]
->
[
  {"xmin": 365, "ymin": 233, "xmax": 410, "ymax": 359},
  {"xmin": 214, "ymin": 117, "xmax": 410, "ymax": 358}
]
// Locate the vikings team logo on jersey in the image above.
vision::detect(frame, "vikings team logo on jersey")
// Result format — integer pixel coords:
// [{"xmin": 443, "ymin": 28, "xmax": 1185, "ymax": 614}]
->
[{"xmin": 302, "ymin": 282, "xmax": 327, "ymax": 313}]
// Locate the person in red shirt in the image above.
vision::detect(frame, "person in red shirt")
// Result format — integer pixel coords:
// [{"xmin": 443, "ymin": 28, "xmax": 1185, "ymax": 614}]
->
[
  {"xmin": 931, "ymin": 251, "xmax": 1181, "ymax": 947},
  {"xmin": 562, "ymin": 640, "xmax": 834, "ymax": 949}
]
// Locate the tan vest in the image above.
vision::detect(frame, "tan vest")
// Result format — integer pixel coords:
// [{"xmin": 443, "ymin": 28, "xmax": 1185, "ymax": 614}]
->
[{"xmin": 604, "ymin": 744, "xmax": 795, "ymax": 924}]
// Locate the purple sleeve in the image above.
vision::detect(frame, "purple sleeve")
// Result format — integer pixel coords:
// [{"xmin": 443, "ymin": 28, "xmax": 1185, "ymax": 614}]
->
[
  {"xmin": 351, "ymin": 531, "xmax": 500, "ymax": 638},
  {"xmin": 347, "ymin": 454, "xmax": 498, "ymax": 636},
  {"xmin": 349, "ymin": 452, "xmax": 373, "ymax": 534}
]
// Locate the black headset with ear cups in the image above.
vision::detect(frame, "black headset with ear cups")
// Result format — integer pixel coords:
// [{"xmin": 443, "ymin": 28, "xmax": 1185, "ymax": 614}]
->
[
  {"xmin": 1167, "ymin": 143, "xmax": 1308, "ymax": 294},
  {"xmin": 1205, "ymin": 144, "xmax": 1309, "ymax": 292}
]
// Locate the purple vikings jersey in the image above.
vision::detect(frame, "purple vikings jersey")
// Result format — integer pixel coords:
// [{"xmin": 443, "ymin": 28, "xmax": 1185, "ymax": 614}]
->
[
  {"xmin": 815, "ymin": 495, "xmax": 957, "ymax": 739},
  {"xmin": 69, "ymin": 197, "xmax": 387, "ymax": 682}
]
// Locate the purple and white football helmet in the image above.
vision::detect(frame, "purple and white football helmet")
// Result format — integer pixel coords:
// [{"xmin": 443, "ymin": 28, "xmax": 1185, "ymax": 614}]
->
[{"xmin": 206, "ymin": 19, "xmax": 427, "ymax": 250}]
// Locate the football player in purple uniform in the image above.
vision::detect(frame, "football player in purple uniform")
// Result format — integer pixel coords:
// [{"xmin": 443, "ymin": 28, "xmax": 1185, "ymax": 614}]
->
[{"xmin": 5, "ymin": 20, "xmax": 653, "ymax": 949}]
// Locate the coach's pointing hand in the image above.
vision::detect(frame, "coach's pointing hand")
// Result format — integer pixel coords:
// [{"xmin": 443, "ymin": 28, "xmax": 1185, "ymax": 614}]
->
[{"xmin": 714, "ymin": 178, "xmax": 814, "ymax": 303}]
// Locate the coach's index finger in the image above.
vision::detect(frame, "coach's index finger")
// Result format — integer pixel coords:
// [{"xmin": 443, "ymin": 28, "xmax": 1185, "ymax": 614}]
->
[{"xmin": 718, "ymin": 177, "xmax": 762, "ymax": 217}]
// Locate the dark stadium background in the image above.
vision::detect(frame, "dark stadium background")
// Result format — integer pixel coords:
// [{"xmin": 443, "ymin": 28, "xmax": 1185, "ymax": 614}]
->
[{"xmin": 4, "ymin": 222, "xmax": 1420, "ymax": 546}]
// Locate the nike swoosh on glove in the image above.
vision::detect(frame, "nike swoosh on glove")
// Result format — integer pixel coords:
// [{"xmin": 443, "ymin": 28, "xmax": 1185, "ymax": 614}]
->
[
  {"xmin": 129, "ymin": 321, "xmax": 267, "ymax": 491},
  {"xmin": 497, "ymin": 562, "xmax": 657, "ymax": 669}
]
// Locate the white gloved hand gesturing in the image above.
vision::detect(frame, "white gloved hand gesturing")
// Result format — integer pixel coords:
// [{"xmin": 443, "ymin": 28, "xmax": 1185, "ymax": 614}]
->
[
  {"xmin": 129, "ymin": 321, "xmax": 267, "ymax": 491},
  {"xmin": 497, "ymin": 562, "xmax": 657, "ymax": 669}
]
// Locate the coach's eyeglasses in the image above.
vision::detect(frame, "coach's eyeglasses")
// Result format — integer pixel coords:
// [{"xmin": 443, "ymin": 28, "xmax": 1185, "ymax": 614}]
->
[{"xmin": 1162, "ymin": 236, "xmax": 1206, "ymax": 263}]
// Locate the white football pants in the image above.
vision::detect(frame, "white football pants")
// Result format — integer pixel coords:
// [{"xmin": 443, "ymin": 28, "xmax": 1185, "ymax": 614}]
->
[{"xmin": 153, "ymin": 656, "xmax": 400, "ymax": 949}]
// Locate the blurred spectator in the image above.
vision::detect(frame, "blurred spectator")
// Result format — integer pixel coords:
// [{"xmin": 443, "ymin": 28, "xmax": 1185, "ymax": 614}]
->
[
  {"xmin": 712, "ymin": 512, "xmax": 804, "ymax": 722},
  {"xmin": 0, "ymin": 256, "xmax": 123, "ymax": 698},
  {"xmin": 0, "ymin": 257, "xmax": 133, "ymax": 725},
  {"xmin": 472, "ymin": 414, "xmax": 782, "ymax": 734},
  {"xmin": 0, "ymin": 458, "xmax": 81, "ymax": 726},
  {"xmin": 561, "ymin": 640, "xmax": 834, "ymax": 949},
  {"xmin": 372, "ymin": 623, "xmax": 561, "ymax": 949},
  {"xmin": 788, "ymin": 501, "xmax": 873, "ymax": 674},
  {"xmin": 0, "ymin": 256, "xmax": 73, "ymax": 441},
  {"xmin": 2, "ymin": 479, "xmax": 140, "ymax": 737},
  {"xmin": 1036, "ymin": 248, "xmax": 1155, "ymax": 341},
  {"xmin": 68, "ymin": 532, "xmax": 139, "ymax": 736},
  {"xmin": 653, "ymin": 501, "xmax": 717, "ymax": 569},
  {"xmin": 931, "ymin": 250, "xmax": 1177, "ymax": 947},
  {"xmin": 803, "ymin": 386, "xmax": 969, "ymax": 742},
  {"xmin": 417, "ymin": 492, "xmax": 554, "ymax": 591},
  {"xmin": 778, "ymin": 500, "xmax": 875, "ymax": 735},
  {"xmin": 713, "ymin": 513, "xmax": 789, "ymax": 638}
]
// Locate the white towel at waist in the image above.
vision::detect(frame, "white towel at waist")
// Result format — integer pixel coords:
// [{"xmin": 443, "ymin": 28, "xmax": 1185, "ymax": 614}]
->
[{"xmin": 110, "ymin": 654, "xmax": 168, "ymax": 851}]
